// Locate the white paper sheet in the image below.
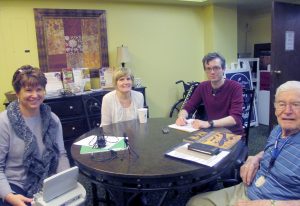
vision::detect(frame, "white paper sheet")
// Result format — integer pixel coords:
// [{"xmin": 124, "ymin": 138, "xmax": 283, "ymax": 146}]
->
[
  {"xmin": 168, "ymin": 119, "xmax": 198, "ymax": 132},
  {"xmin": 166, "ymin": 143, "xmax": 230, "ymax": 167},
  {"xmin": 74, "ymin": 135, "xmax": 124, "ymax": 149}
]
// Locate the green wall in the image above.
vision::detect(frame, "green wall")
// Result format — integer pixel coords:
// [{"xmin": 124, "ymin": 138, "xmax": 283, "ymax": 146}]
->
[{"xmin": 0, "ymin": 0, "xmax": 238, "ymax": 117}]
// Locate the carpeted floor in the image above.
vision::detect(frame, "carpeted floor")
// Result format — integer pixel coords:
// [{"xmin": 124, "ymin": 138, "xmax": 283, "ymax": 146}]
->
[
  {"xmin": 78, "ymin": 124, "xmax": 270, "ymax": 206},
  {"xmin": 248, "ymin": 124, "xmax": 269, "ymax": 155}
]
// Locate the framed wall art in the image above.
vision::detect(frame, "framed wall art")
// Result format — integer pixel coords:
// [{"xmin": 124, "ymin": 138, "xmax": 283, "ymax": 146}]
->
[{"xmin": 34, "ymin": 9, "xmax": 109, "ymax": 72}]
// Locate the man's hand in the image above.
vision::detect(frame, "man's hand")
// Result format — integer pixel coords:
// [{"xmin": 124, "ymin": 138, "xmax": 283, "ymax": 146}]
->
[
  {"xmin": 191, "ymin": 119, "xmax": 210, "ymax": 129},
  {"xmin": 175, "ymin": 116, "xmax": 187, "ymax": 126},
  {"xmin": 176, "ymin": 110, "xmax": 188, "ymax": 126},
  {"xmin": 240, "ymin": 153, "xmax": 263, "ymax": 185},
  {"xmin": 235, "ymin": 199, "xmax": 272, "ymax": 206},
  {"xmin": 4, "ymin": 193, "xmax": 32, "ymax": 206}
]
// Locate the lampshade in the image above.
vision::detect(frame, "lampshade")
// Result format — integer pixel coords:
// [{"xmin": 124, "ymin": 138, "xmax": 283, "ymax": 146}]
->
[{"xmin": 117, "ymin": 45, "xmax": 130, "ymax": 67}]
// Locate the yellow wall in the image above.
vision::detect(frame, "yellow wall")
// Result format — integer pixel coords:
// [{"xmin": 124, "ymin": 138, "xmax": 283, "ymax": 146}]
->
[
  {"xmin": 202, "ymin": 5, "xmax": 214, "ymax": 53},
  {"xmin": 0, "ymin": 0, "xmax": 238, "ymax": 118},
  {"xmin": 201, "ymin": 5, "xmax": 237, "ymax": 67},
  {"xmin": 213, "ymin": 5, "xmax": 237, "ymax": 65}
]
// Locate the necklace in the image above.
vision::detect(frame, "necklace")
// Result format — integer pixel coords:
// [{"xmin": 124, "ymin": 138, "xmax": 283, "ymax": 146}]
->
[
  {"xmin": 212, "ymin": 88, "xmax": 218, "ymax": 96},
  {"xmin": 211, "ymin": 79, "xmax": 224, "ymax": 96},
  {"xmin": 255, "ymin": 133, "xmax": 291, "ymax": 187},
  {"xmin": 116, "ymin": 92, "xmax": 132, "ymax": 108}
]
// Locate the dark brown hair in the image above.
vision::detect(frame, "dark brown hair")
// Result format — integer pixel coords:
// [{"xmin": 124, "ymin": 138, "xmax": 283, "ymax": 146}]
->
[
  {"xmin": 12, "ymin": 65, "xmax": 47, "ymax": 93},
  {"xmin": 202, "ymin": 52, "xmax": 226, "ymax": 70}
]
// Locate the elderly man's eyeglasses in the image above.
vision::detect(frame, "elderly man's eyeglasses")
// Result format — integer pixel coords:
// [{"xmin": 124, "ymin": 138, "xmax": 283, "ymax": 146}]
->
[
  {"xmin": 204, "ymin": 66, "xmax": 222, "ymax": 72},
  {"xmin": 274, "ymin": 101, "xmax": 300, "ymax": 111}
]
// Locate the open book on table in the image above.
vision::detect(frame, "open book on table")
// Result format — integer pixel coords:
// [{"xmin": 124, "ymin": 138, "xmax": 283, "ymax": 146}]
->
[{"xmin": 183, "ymin": 130, "xmax": 242, "ymax": 150}]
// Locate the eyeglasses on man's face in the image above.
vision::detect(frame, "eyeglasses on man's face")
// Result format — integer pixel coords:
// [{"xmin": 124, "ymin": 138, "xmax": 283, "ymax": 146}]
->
[
  {"xmin": 274, "ymin": 101, "xmax": 300, "ymax": 111},
  {"xmin": 204, "ymin": 66, "xmax": 222, "ymax": 72}
]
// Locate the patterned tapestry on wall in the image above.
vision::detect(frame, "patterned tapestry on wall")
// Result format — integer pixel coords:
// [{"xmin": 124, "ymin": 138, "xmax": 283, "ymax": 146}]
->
[
  {"xmin": 34, "ymin": 9, "xmax": 109, "ymax": 72},
  {"xmin": 45, "ymin": 18, "xmax": 100, "ymax": 70}
]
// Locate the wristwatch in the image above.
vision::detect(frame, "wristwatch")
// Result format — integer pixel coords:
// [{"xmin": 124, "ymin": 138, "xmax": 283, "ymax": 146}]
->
[
  {"xmin": 270, "ymin": 200, "xmax": 276, "ymax": 206},
  {"xmin": 208, "ymin": 120, "xmax": 214, "ymax": 128}
]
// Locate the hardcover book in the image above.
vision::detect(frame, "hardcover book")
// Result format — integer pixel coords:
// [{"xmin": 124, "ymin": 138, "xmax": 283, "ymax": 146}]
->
[
  {"xmin": 100, "ymin": 67, "xmax": 113, "ymax": 88},
  {"xmin": 90, "ymin": 68, "xmax": 101, "ymax": 89},
  {"xmin": 72, "ymin": 68, "xmax": 91, "ymax": 92},
  {"xmin": 82, "ymin": 68, "xmax": 91, "ymax": 91},
  {"xmin": 62, "ymin": 68, "xmax": 74, "ymax": 92},
  {"xmin": 44, "ymin": 72, "xmax": 63, "ymax": 96}
]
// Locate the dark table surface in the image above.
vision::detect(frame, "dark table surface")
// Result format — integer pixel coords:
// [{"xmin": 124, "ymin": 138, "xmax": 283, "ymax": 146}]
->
[
  {"xmin": 71, "ymin": 118, "xmax": 243, "ymax": 184},
  {"xmin": 71, "ymin": 118, "xmax": 244, "ymax": 205}
]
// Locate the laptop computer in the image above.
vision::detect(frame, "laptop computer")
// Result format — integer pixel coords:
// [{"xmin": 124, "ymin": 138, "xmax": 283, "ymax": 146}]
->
[{"xmin": 42, "ymin": 166, "xmax": 79, "ymax": 202}]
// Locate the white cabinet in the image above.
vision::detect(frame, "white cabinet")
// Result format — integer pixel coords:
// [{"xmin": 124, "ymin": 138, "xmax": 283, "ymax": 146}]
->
[
  {"xmin": 258, "ymin": 90, "xmax": 270, "ymax": 125},
  {"xmin": 237, "ymin": 58, "xmax": 260, "ymax": 97},
  {"xmin": 236, "ymin": 58, "xmax": 260, "ymax": 126},
  {"xmin": 237, "ymin": 58, "xmax": 273, "ymax": 126},
  {"xmin": 257, "ymin": 70, "xmax": 271, "ymax": 125}
]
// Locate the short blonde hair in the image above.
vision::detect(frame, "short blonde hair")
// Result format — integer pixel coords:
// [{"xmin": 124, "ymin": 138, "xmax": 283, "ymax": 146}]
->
[{"xmin": 113, "ymin": 68, "xmax": 134, "ymax": 87}]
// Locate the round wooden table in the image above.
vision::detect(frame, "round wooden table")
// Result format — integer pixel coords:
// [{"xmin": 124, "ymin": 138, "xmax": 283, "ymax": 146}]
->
[{"xmin": 71, "ymin": 118, "xmax": 244, "ymax": 205}]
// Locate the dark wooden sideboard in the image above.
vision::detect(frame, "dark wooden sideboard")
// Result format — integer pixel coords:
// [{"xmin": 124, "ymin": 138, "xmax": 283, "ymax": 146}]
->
[{"xmin": 3, "ymin": 87, "xmax": 147, "ymax": 160}]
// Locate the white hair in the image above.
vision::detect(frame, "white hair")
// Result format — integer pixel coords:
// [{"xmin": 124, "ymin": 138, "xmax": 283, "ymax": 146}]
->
[{"xmin": 275, "ymin": 81, "xmax": 300, "ymax": 99}]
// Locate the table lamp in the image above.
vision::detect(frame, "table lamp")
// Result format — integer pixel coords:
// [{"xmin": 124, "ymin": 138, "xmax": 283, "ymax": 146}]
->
[{"xmin": 117, "ymin": 45, "xmax": 130, "ymax": 68}]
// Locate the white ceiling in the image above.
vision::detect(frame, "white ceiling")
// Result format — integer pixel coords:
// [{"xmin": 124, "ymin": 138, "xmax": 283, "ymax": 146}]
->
[
  {"xmin": 209, "ymin": 0, "xmax": 300, "ymax": 11},
  {"xmin": 101, "ymin": 0, "xmax": 300, "ymax": 12}
]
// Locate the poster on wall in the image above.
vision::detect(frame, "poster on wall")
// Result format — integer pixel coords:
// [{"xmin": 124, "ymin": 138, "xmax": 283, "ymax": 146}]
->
[{"xmin": 225, "ymin": 68, "xmax": 258, "ymax": 127}]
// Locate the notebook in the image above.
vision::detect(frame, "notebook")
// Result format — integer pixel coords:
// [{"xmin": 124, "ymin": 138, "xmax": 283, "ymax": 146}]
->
[{"xmin": 42, "ymin": 166, "xmax": 79, "ymax": 202}]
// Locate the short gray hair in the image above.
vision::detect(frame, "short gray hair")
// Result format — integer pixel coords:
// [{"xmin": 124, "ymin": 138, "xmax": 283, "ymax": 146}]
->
[{"xmin": 275, "ymin": 81, "xmax": 300, "ymax": 99}]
